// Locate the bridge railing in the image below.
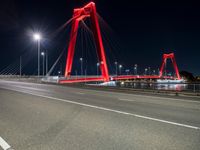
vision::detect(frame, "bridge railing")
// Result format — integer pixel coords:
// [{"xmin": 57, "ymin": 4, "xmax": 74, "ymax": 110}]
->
[{"xmin": 117, "ymin": 81, "xmax": 200, "ymax": 93}]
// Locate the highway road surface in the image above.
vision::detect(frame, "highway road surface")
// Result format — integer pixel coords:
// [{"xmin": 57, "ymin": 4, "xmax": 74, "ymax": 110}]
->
[{"xmin": 0, "ymin": 80, "xmax": 200, "ymax": 150}]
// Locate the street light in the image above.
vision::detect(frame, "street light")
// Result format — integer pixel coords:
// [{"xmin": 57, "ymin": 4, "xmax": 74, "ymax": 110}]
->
[
  {"xmin": 153, "ymin": 70, "xmax": 156, "ymax": 75},
  {"xmin": 19, "ymin": 56, "xmax": 22, "ymax": 77},
  {"xmin": 148, "ymin": 67, "xmax": 151, "ymax": 75},
  {"xmin": 41, "ymin": 52, "xmax": 45, "ymax": 76},
  {"xmin": 134, "ymin": 64, "xmax": 137, "ymax": 75},
  {"xmin": 114, "ymin": 61, "xmax": 118, "ymax": 76},
  {"xmin": 33, "ymin": 33, "xmax": 42, "ymax": 77},
  {"xmin": 119, "ymin": 64, "xmax": 122, "ymax": 75},
  {"xmin": 58, "ymin": 71, "xmax": 61, "ymax": 77},
  {"xmin": 97, "ymin": 62, "xmax": 100, "ymax": 76},
  {"xmin": 80, "ymin": 57, "xmax": 83, "ymax": 76},
  {"xmin": 45, "ymin": 49, "xmax": 48, "ymax": 75},
  {"xmin": 125, "ymin": 69, "xmax": 130, "ymax": 75},
  {"xmin": 33, "ymin": 33, "xmax": 41, "ymax": 41},
  {"xmin": 145, "ymin": 68, "xmax": 148, "ymax": 75}
]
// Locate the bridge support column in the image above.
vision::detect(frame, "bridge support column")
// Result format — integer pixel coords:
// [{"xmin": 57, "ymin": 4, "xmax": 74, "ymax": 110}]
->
[
  {"xmin": 159, "ymin": 53, "xmax": 180, "ymax": 79},
  {"xmin": 64, "ymin": 2, "xmax": 110, "ymax": 82}
]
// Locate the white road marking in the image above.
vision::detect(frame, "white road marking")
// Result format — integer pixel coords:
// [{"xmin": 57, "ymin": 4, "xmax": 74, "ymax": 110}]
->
[
  {"xmin": 118, "ymin": 98, "xmax": 136, "ymax": 102},
  {"xmin": 1, "ymin": 86, "xmax": 200, "ymax": 130},
  {"xmin": 90, "ymin": 90, "xmax": 200, "ymax": 104},
  {"xmin": 71, "ymin": 89, "xmax": 200, "ymax": 103},
  {"xmin": 0, "ymin": 137, "xmax": 11, "ymax": 150},
  {"xmin": 48, "ymin": 87, "xmax": 200, "ymax": 104},
  {"xmin": 1, "ymin": 80, "xmax": 200, "ymax": 103},
  {"xmin": 11, "ymin": 85, "xmax": 48, "ymax": 92},
  {"xmin": 130, "ymin": 94, "xmax": 200, "ymax": 104},
  {"xmin": 75, "ymin": 92, "xmax": 85, "ymax": 95}
]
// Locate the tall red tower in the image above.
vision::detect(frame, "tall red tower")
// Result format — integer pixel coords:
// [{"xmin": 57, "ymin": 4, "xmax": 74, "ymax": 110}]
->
[
  {"xmin": 159, "ymin": 53, "xmax": 181, "ymax": 79},
  {"xmin": 64, "ymin": 2, "xmax": 110, "ymax": 82}
]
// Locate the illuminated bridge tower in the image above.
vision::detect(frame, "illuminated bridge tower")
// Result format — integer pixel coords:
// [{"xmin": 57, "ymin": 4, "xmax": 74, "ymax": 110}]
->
[
  {"xmin": 159, "ymin": 53, "xmax": 181, "ymax": 79},
  {"xmin": 64, "ymin": 2, "xmax": 110, "ymax": 82}
]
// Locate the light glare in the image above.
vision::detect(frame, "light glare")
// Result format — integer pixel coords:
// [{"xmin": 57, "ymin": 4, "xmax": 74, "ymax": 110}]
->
[{"xmin": 33, "ymin": 33, "xmax": 41, "ymax": 41}]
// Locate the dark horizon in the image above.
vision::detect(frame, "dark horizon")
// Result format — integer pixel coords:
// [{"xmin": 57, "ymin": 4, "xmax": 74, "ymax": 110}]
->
[{"xmin": 0, "ymin": 0, "xmax": 200, "ymax": 76}]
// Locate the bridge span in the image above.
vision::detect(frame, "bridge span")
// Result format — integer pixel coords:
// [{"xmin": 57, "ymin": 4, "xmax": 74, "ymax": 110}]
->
[{"xmin": 58, "ymin": 3, "xmax": 181, "ymax": 84}]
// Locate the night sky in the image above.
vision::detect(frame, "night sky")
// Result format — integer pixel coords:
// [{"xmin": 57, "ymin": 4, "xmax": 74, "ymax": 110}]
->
[{"xmin": 0, "ymin": 0, "xmax": 200, "ymax": 75}]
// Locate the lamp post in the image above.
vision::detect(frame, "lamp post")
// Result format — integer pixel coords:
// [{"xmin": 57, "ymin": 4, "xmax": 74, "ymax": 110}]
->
[
  {"xmin": 41, "ymin": 52, "xmax": 45, "ymax": 76},
  {"xmin": 20, "ymin": 56, "xmax": 22, "ymax": 77},
  {"xmin": 97, "ymin": 62, "xmax": 100, "ymax": 76},
  {"xmin": 45, "ymin": 49, "xmax": 48, "ymax": 75},
  {"xmin": 33, "ymin": 33, "xmax": 41, "ymax": 77},
  {"xmin": 58, "ymin": 71, "xmax": 61, "ymax": 77},
  {"xmin": 148, "ymin": 67, "xmax": 151, "ymax": 75},
  {"xmin": 114, "ymin": 61, "xmax": 118, "ymax": 76},
  {"xmin": 134, "ymin": 64, "xmax": 137, "ymax": 75},
  {"xmin": 145, "ymin": 68, "xmax": 148, "ymax": 75},
  {"xmin": 125, "ymin": 69, "xmax": 130, "ymax": 75},
  {"xmin": 119, "ymin": 64, "xmax": 122, "ymax": 75},
  {"xmin": 153, "ymin": 70, "xmax": 156, "ymax": 75},
  {"xmin": 80, "ymin": 57, "xmax": 83, "ymax": 76}
]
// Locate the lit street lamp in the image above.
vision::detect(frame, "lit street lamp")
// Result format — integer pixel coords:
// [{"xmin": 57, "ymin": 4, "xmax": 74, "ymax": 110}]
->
[
  {"xmin": 114, "ymin": 61, "xmax": 118, "ymax": 76},
  {"xmin": 45, "ymin": 49, "xmax": 48, "ymax": 75},
  {"xmin": 58, "ymin": 71, "xmax": 61, "ymax": 77},
  {"xmin": 33, "ymin": 33, "xmax": 42, "ymax": 77},
  {"xmin": 153, "ymin": 70, "xmax": 156, "ymax": 75},
  {"xmin": 97, "ymin": 62, "xmax": 100, "ymax": 76},
  {"xmin": 125, "ymin": 69, "xmax": 130, "ymax": 75},
  {"xmin": 148, "ymin": 67, "xmax": 151, "ymax": 75},
  {"xmin": 145, "ymin": 68, "xmax": 148, "ymax": 75},
  {"xmin": 119, "ymin": 64, "xmax": 122, "ymax": 75},
  {"xmin": 41, "ymin": 52, "xmax": 45, "ymax": 76},
  {"xmin": 134, "ymin": 64, "xmax": 137, "ymax": 75},
  {"xmin": 80, "ymin": 57, "xmax": 83, "ymax": 76}
]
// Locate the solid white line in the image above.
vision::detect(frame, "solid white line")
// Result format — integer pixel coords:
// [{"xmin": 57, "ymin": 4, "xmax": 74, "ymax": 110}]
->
[
  {"xmin": 70, "ymin": 86, "xmax": 200, "ymax": 104},
  {"xmin": 118, "ymin": 98, "xmax": 136, "ymax": 102},
  {"xmin": 124, "ymin": 94, "xmax": 199, "ymax": 104},
  {"xmin": 1, "ymin": 80, "xmax": 200, "ymax": 103},
  {"xmin": 75, "ymin": 92, "xmax": 85, "ymax": 95},
  {"xmin": 131, "ymin": 94, "xmax": 200, "ymax": 104},
  {"xmin": 11, "ymin": 85, "xmax": 49, "ymax": 92},
  {"xmin": 0, "ymin": 137, "xmax": 11, "ymax": 150},
  {"xmin": 2, "ymin": 86, "xmax": 200, "ymax": 130}
]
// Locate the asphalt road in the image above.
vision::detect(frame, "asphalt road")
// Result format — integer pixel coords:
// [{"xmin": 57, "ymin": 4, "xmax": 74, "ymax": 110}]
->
[{"xmin": 0, "ymin": 80, "xmax": 200, "ymax": 150}]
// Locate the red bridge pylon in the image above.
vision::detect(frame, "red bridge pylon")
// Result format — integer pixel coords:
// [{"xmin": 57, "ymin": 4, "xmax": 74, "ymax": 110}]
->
[
  {"xmin": 64, "ymin": 2, "xmax": 109, "ymax": 82},
  {"xmin": 159, "ymin": 53, "xmax": 181, "ymax": 79}
]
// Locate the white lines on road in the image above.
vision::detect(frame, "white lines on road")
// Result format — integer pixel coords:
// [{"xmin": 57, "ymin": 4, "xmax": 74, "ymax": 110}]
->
[
  {"xmin": 10, "ymin": 85, "xmax": 49, "ymax": 92},
  {"xmin": 118, "ymin": 98, "xmax": 136, "ymax": 102},
  {"xmin": 2, "ymin": 80, "xmax": 200, "ymax": 104},
  {"xmin": 77, "ymin": 88, "xmax": 200, "ymax": 104},
  {"xmin": 131, "ymin": 94, "xmax": 200, "ymax": 104},
  {"xmin": 2, "ymin": 87, "xmax": 200, "ymax": 130},
  {"xmin": 0, "ymin": 137, "xmax": 11, "ymax": 150},
  {"xmin": 75, "ymin": 92, "xmax": 85, "ymax": 95}
]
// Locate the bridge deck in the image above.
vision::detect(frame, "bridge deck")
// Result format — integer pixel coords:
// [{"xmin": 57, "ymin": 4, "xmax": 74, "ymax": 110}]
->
[{"xmin": 59, "ymin": 75, "xmax": 174, "ymax": 83}]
